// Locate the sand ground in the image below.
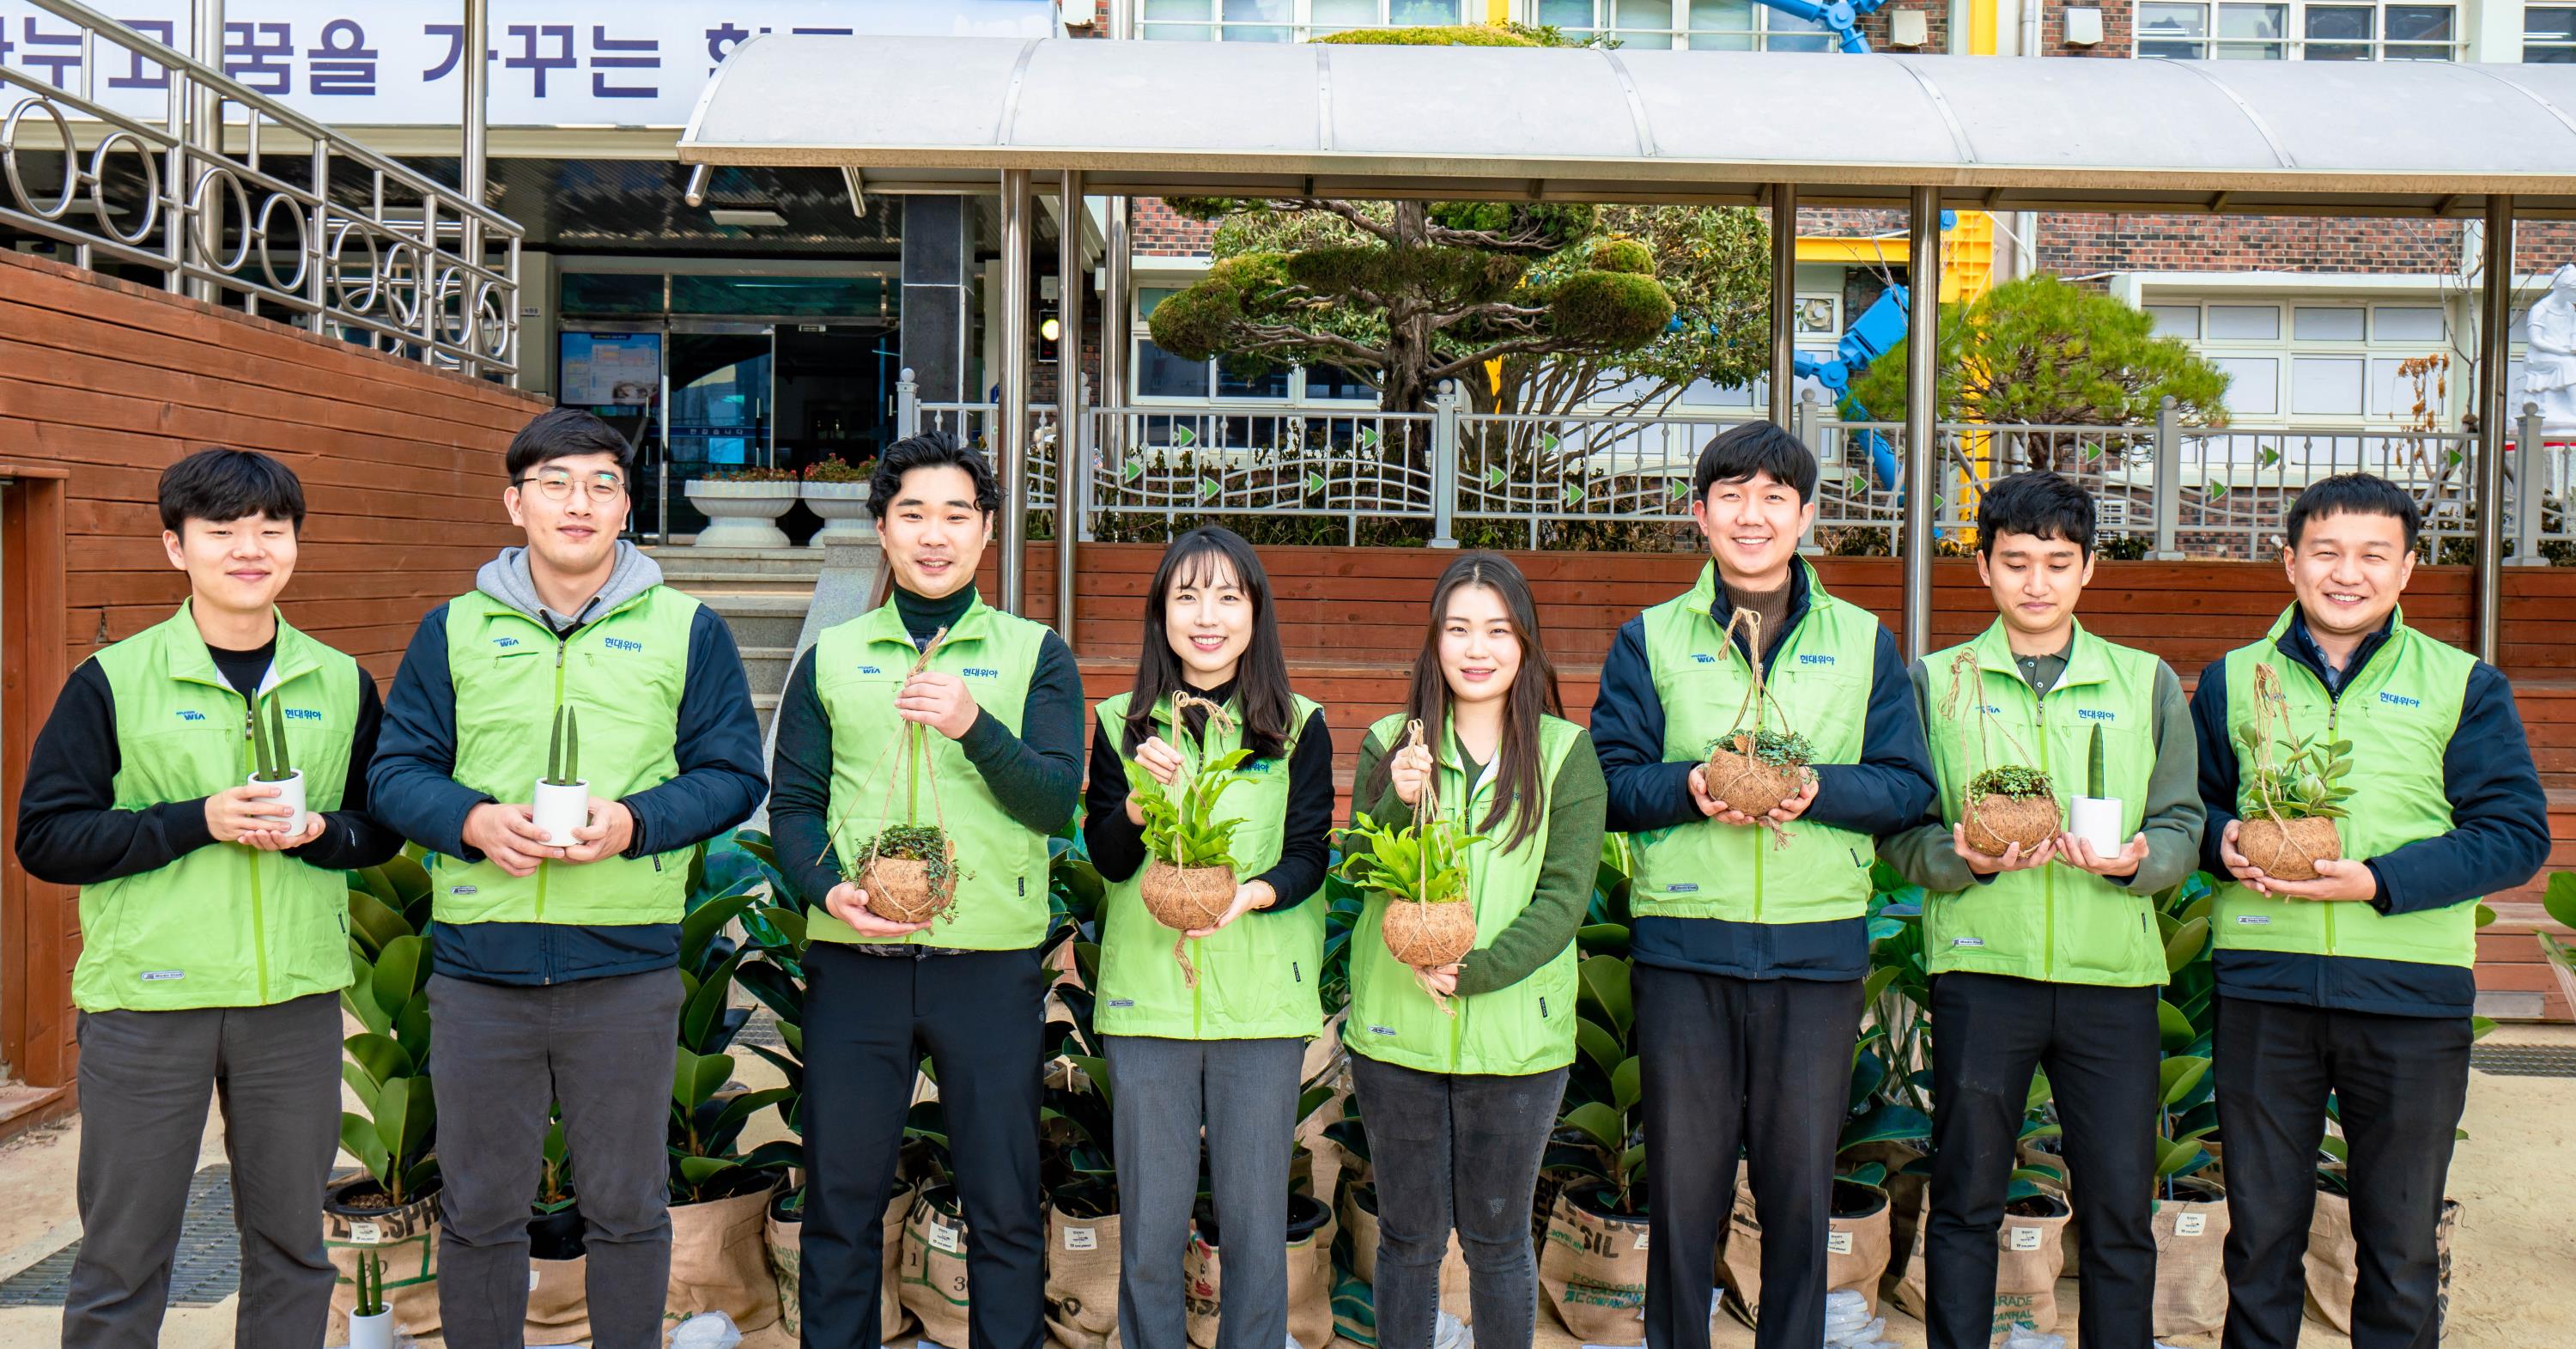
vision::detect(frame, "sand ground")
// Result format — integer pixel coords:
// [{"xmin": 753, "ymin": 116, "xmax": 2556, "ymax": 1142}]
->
[{"xmin": 2, "ymin": 1025, "xmax": 2567, "ymax": 1347}]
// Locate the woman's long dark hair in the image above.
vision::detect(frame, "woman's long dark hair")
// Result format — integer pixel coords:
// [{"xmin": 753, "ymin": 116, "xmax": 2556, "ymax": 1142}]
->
[
  {"xmin": 1366, "ymin": 551, "xmax": 1563, "ymax": 851},
  {"xmin": 1122, "ymin": 527, "xmax": 1295, "ymax": 760}
]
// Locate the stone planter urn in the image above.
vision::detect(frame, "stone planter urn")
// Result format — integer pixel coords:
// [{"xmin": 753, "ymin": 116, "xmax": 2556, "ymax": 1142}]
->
[
  {"xmin": 683, "ymin": 479, "xmax": 798, "ymax": 549},
  {"xmin": 802, "ymin": 482, "xmax": 877, "ymax": 548}
]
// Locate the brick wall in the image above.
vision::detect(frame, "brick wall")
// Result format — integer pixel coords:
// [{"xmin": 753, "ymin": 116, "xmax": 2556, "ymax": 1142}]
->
[
  {"xmin": 1859, "ymin": 0, "xmax": 1949, "ymax": 51},
  {"xmin": 2042, "ymin": 215, "xmax": 2576, "ymax": 278},
  {"xmin": 2041, "ymin": 0, "xmax": 2132, "ymax": 56},
  {"xmin": 1136, "ymin": 198, "xmax": 1217, "ymax": 258}
]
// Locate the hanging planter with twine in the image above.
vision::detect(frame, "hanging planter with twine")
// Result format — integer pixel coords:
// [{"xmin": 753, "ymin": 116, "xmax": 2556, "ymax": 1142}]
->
[
  {"xmin": 1129, "ymin": 690, "xmax": 1254, "ymax": 987},
  {"xmin": 1698, "ymin": 608, "xmax": 1814, "ymax": 848},
  {"xmin": 828, "ymin": 628, "xmax": 963, "ymax": 927},
  {"xmin": 1337, "ymin": 720, "xmax": 1485, "ymax": 1015},
  {"xmin": 1942, "ymin": 647, "xmax": 2062, "ymax": 856},
  {"xmin": 2233, "ymin": 662, "xmax": 2351, "ymax": 882}
]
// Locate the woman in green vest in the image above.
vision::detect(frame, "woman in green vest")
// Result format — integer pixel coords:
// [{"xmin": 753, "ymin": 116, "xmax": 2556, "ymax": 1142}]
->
[
  {"xmin": 1082, "ymin": 526, "xmax": 1334, "ymax": 1349},
  {"xmin": 1346, "ymin": 551, "xmax": 1606, "ymax": 1349}
]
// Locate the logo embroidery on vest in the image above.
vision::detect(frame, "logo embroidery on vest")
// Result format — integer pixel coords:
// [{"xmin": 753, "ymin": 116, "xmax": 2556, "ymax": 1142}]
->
[
  {"xmin": 1666, "ymin": 883, "xmax": 1700, "ymax": 893},
  {"xmin": 1369, "ymin": 1024, "xmax": 1398, "ymax": 1037},
  {"xmin": 450, "ymin": 885, "xmax": 480, "ymax": 896},
  {"xmin": 174, "ymin": 709, "xmax": 206, "ymax": 722},
  {"xmin": 1108, "ymin": 999, "xmax": 1136, "ymax": 1008},
  {"xmin": 963, "ymin": 667, "xmax": 999, "ymax": 678},
  {"xmin": 2379, "ymin": 691, "xmax": 2421, "ymax": 708},
  {"xmin": 1798, "ymin": 653, "xmax": 1836, "ymax": 665},
  {"xmin": 494, "ymin": 637, "xmax": 520, "ymax": 648},
  {"xmin": 1691, "ymin": 653, "xmax": 1717, "ymax": 665},
  {"xmin": 2235, "ymin": 915, "xmax": 2271, "ymax": 925},
  {"xmin": 857, "ymin": 665, "xmax": 883, "ymax": 674},
  {"xmin": 139, "ymin": 969, "xmax": 185, "ymax": 981},
  {"xmin": 1951, "ymin": 937, "xmax": 1986, "ymax": 948},
  {"xmin": 604, "ymin": 636, "xmax": 643, "ymax": 653},
  {"xmin": 2079, "ymin": 708, "xmax": 2117, "ymax": 721},
  {"xmin": 286, "ymin": 708, "xmax": 322, "ymax": 720}
]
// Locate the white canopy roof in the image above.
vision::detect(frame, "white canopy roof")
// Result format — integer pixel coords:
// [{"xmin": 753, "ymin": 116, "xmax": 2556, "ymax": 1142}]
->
[{"xmin": 678, "ymin": 36, "xmax": 2576, "ymax": 216}]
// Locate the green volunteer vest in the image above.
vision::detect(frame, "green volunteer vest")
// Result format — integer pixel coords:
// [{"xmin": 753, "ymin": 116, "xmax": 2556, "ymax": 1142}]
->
[
  {"xmin": 1920, "ymin": 621, "xmax": 2166, "ymax": 987},
  {"xmin": 1626, "ymin": 562, "xmax": 1882, "ymax": 924},
  {"xmin": 76, "ymin": 604, "xmax": 360, "ymax": 1012},
  {"xmin": 809, "ymin": 597, "xmax": 1054, "ymax": 951},
  {"xmin": 1093, "ymin": 690, "xmax": 1327, "ymax": 1040},
  {"xmin": 434, "ymin": 586, "xmax": 700, "ymax": 926},
  {"xmin": 2215, "ymin": 607, "xmax": 2479, "ymax": 968},
  {"xmin": 1348, "ymin": 712, "xmax": 1587, "ymax": 1077}
]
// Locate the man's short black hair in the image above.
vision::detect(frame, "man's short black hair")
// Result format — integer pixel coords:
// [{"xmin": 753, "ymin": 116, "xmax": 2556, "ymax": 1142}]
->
[
  {"xmin": 1978, "ymin": 471, "xmax": 2096, "ymax": 556},
  {"xmin": 158, "ymin": 447, "xmax": 306, "ymax": 534},
  {"xmin": 870, "ymin": 430, "xmax": 1001, "ymax": 520},
  {"xmin": 1692, "ymin": 421, "xmax": 1818, "ymax": 504},
  {"xmin": 506, "ymin": 407, "xmax": 635, "ymax": 481},
  {"xmin": 2285, "ymin": 472, "xmax": 2421, "ymax": 550}
]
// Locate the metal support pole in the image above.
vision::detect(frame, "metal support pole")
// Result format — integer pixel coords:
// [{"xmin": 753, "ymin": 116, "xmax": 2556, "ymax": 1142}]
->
[
  {"xmin": 1431, "ymin": 381, "xmax": 1461, "ymax": 548},
  {"xmin": 1769, "ymin": 182, "xmax": 1798, "ymax": 427},
  {"xmin": 1901, "ymin": 185, "xmax": 1941, "ymax": 663},
  {"xmin": 1102, "ymin": 196, "xmax": 1132, "ymax": 504},
  {"xmin": 2150, "ymin": 395, "xmax": 2183, "ymax": 560},
  {"xmin": 185, "ymin": 0, "xmax": 223, "ymax": 303},
  {"xmin": 1056, "ymin": 170, "xmax": 1086, "ymax": 648},
  {"xmin": 461, "ymin": 0, "xmax": 489, "ymax": 377},
  {"xmin": 896, "ymin": 368, "xmax": 920, "ymax": 439},
  {"xmin": 2514, "ymin": 402, "xmax": 2549, "ymax": 566},
  {"xmin": 2475, "ymin": 197, "xmax": 2513, "ymax": 664},
  {"xmin": 999, "ymin": 169, "xmax": 1035, "ymax": 615}
]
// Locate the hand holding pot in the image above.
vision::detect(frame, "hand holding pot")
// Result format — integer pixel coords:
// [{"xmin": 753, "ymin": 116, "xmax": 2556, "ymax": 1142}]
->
[
  {"xmin": 2248, "ymin": 856, "xmax": 2379, "ymax": 903},
  {"xmin": 825, "ymin": 880, "xmax": 933, "ymax": 936},
  {"xmin": 1687, "ymin": 764, "xmax": 1750, "ymax": 823},
  {"xmin": 896, "ymin": 670, "xmax": 981, "ymax": 740},
  {"xmin": 1185, "ymin": 878, "xmax": 1275, "ymax": 939},
  {"xmin": 1953, "ymin": 823, "xmax": 2056, "ymax": 875},
  {"xmin": 1417, "ymin": 963, "xmax": 1461, "ymax": 997},
  {"xmin": 2056, "ymin": 829, "xmax": 2148, "ymax": 878},
  {"xmin": 2216, "ymin": 819, "xmax": 2269, "ymax": 889},
  {"xmin": 1764, "ymin": 769, "xmax": 1820, "ymax": 824},
  {"xmin": 465, "ymin": 802, "xmax": 562, "ymax": 878},
  {"xmin": 561, "ymin": 798, "xmax": 635, "ymax": 864},
  {"xmin": 205, "ymin": 783, "xmax": 296, "ymax": 843},
  {"xmin": 238, "ymin": 810, "xmax": 328, "ymax": 853}
]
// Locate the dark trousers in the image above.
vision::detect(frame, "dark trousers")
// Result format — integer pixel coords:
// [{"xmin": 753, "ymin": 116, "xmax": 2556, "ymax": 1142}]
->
[
  {"xmin": 1924, "ymin": 973, "xmax": 2160, "ymax": 1349},
  {"xmin": 65, "ymin": 994, "xmax": 342, "ymax": 1349},
  {"xmin": 429, "ymin": 969, "xmax": 685, "ymax": 1349},
  {"xmin": 1348, "ymin": 1054, "xmax": 1568, "ymax": 1349},
  {"xmin": 802, "ymin": 946, "xmax": 1048, "ymax": 1349},
  {"xmin": 1636, "ymin": 965, "xmax": 1864, "ymax": 1349},
  {"xmin": 2214, "ymin": 994, "xmax": 2470, "ymax": 1349}
]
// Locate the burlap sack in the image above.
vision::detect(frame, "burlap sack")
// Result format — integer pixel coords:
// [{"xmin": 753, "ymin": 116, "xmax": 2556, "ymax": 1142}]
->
[
  {"xmin": 325, "ymin": 1185, "xmax": 441, "ymax": 1341},
  {"xmin": 884, "ymin": 1186, "xmax": 919, "ymax": 1344},
  {"xmin": 1893, "ymin": 1190, "xmax": 2072, "ymax": 1342},
  {"xmin": 1335, "ymin": 1181, "xmax": 1474, "ymax": 1322},
  {"xmin": 905, "ymin": 1185, "xmax": 978, "ymax": 1348},
  {"xmin": 526, "ymin": 1256, "xmax": 591, "ymax": 1345},
  {"xmin": 2304, "ymin": 1189, "xmax": 2462, "ymax": 1335},
  {"xmin": 1184, "ymin": 1196, "xmax": 1337, "ymax": 1349},
  {"xmin": 1716, "ymin": 1176, "xmax": 1893, "ymax": 1322},
  {"xmin": 2015, "ymin": 1141, "xmax": 2080, "ymax": 1279},
  {"xmin": 769, "ymin": 1212, "xmax": 805, "ymax": 1340},
  {"xmin": 1537, "ymin": 1186, "xmax": 1650, "ymax": 1345},
  {"xmin": 1045, "ymin": 1208, "xmax": 1123, "ymax": 1349},
  {"xmin": 2149, "ymin": 1180, "xmax": 2231, "ymax": 1339},
  {"xmin": 666, "ymin": 1177, "xmax": 782, "ymax": 1332}
]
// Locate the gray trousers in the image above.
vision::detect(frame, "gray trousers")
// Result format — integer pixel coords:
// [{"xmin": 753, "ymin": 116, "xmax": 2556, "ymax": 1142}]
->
[
  {"xmin": 65, "ymin": 993, "xmax": 342, "ymax": 1349},
  {"xmin": 429, "ymin": 969, "xmax": 683, "ymax": 1349},
  {"xmin": 1105, "ymin": 1035, "xmax": 1305, "ymax": 1349}
]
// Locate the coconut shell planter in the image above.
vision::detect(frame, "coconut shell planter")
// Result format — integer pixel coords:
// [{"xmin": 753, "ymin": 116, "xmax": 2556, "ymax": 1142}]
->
[
  {"xmin": 1381, "ymin": 895, "xmax": 1479, "ymax": 968},
  {"xmin": 1962, "ymin": 764, "xmax": 2062, "ymax": 856},
  {"xmin": 1704, "ymin": 728, "xmax": 1811, "ymax": 813},
  {"xmin": 855, "ymin": 824, "xmax": 959, "ymax": 926},
  {"xmin": 2233, "ymin": 664, "xmax": 2356, "ymax": 884},
  {"xmin": 1139, "ymin": 859, "xmax": 1237, "ymax": 933},
  {"xmin": 2237, "ymin": 817, "xmax": 2342, "ymax": 882},
  {"xmin": 1336, "ymin": 720, "xmax": 1486, "ymax": 1006}
]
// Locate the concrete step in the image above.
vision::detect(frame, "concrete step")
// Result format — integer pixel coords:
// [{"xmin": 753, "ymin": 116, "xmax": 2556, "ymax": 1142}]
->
[
  {"xmin": 739, "ymin": 646, "xmax": 798, "ymax": 696},
  {"xmin": 665, "ymin": 574, "xmax": 823, "ymax": 598},
  {"xmin": 700, "ymin": 593, "xmax": 811, "ymax": 650},
  {"xmin": 755, "ymin": 691, "xmax": 780, "ymax": 743},
  {"xmin": 646, "ymin": 544, "xmax": 829, "ymax": 581}
]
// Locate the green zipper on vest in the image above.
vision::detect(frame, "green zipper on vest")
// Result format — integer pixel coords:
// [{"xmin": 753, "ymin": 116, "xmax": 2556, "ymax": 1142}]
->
[
  {"xmin": 2035, "ymin": 684, "xmax": 2057, "ymax": 981},
  {"xmin": 536, "ymin": 636, "xmax": 570, "ymax": 921},
  {"xmin": 2323, "ymin": 690, "xmax": 2342, "ymax": 957},
  {"xmin": 238, "ymin": 697, "xmax": 271, "ymax": 1005}
]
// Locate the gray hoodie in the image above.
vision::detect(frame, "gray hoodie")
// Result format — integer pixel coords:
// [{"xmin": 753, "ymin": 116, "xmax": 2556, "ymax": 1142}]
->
[{"xmin": 475, "ymin": 539, "xmax": 664, "ymax": 632}]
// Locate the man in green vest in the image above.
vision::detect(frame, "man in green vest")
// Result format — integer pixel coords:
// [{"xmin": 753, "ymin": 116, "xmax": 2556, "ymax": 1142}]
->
[
  {"xmin": 766, "ymin": 430, "xmax": 1084, "ymax": 1349},
  {"xmin": 1593, "ymin": 422, "xmax": 1935, "ymax": 1349},
  {"xmin": 1879, "ymin": 471, "xmax": 2203, "ymax": 1349},
  {"xmin": 2190, "ymin": 472, "xmax": 2546, "ymax": 1349},
  {"xmin": 369, "ymin": 408, "xmax": 768, "ymax": 1349},
  {"xmin": 15, "ymin": 447, "xmax": 404, "ymax": 1347}
]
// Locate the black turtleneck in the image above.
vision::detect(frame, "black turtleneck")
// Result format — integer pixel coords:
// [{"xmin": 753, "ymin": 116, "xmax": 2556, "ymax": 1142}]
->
[
  {"xmin": 1080, "ymin": 677, "xmax": 1334, "ymax": 913},
  {"xmin": 893, "ymin": 581, "xmax": 978, "ymax": 647}
]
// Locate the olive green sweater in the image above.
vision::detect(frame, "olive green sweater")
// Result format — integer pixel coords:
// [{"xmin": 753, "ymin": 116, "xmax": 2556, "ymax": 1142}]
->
[{"xmin": 1351, "ymin": 725, "xmax": 1607, "ymax": 998}]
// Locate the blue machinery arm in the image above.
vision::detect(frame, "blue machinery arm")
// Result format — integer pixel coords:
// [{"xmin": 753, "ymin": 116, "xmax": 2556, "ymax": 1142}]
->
[
  {"xmin": 1795, "ymin": 283, "xmax": 1911, "ymax": 489},
  {"xmin": 1760, "ymin": 0, "xmax": 1896, "ymax": 53}
]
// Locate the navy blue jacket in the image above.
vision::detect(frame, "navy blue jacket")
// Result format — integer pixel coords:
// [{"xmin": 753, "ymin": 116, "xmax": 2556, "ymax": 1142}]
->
[
  {"xmin": 2190, "ymin": 611, "xmax": 2550, "ymax": 1018},
  {"xmin": 369, "ymin": 599, "xmax": 769, "ymax": 985},
  {"xmin": 1593, "ymin": 563, "xmax": 1937, "ymax": 981}
]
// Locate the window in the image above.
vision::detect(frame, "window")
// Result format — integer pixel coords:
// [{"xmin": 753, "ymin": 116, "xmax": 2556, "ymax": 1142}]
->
[
  {"xmin": 1534, "ymin": 0, "xmax": 1834, "ymax": 52},
  {"xmin": 1131, "ymin": 288, "xmax": 1369, "ymax": 402},
  {"xmin": 2135, "ymin": 0, "xmax": 2455, "ymax": 59},
  {"xmin": 2154, "ymin": 298, "xmax": 2468, "ymax": 424},
  {"xmin": 1142, "ymin": 0, "xmax": 1472, "ymax": 40},
  {"xmin": 2529, "ymin": 6, "xmax": 2576, "ymax": 60}
]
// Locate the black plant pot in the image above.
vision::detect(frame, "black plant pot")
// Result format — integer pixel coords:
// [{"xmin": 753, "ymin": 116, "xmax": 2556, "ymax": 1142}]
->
[
  {"xmin": 1192, "ymin": 1191, "xmax": 1331, "ymax": 1249},
  {"xmin": 528, "ymin": 1203, "xmax": 586, "ymax": 1261}
]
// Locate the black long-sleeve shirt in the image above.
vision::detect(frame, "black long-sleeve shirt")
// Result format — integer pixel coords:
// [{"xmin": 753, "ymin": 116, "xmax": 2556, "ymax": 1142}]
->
[
  {"xmin": 15, "ymin": 643, "xmax": 401, "ymax": 885},
  {"xmin": 1591, "ymin": 563, "xmax": 1937, "ymax": 981},
  {"xmin": 767, "ymin": 585, "xmax": 1086, "ymax": 941},
  {"xmin": 1081, "ymin": 678, "xmax": 1335, "ymax": 911},
  {"xmin": 2190, "ymin": 610, "xmax": 2551, "ymax": 1018}
]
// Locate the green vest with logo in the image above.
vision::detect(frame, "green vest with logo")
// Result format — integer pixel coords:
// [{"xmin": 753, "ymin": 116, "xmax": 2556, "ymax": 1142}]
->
[
  {"xmin": 1348, "ymin": 713, "xmax": 1588, "ymax": 1077},
  {"xmin": 435, "ymin": 586, "xmax": 700, "ymax": 926},
  {"xmin": 2215, "ymin": 607, "xmax": 2479, "ymax": 969},
  {"xmin": 810, "ymin": 597, "xmax": 1054, "ymax": 952},
  {"xmin": 76, "ymin": 604, "xmax": 360, "ymax": 1012},
  {"xmin": 1627, "ymin": 562, "xmax": 1882, "ymax": 924},
  {"xmin": 1920, "ymin": 621, "xmax": 2166, "ymax": 987},
  {"xmin": 1093, "ymin": 690, "xmax": 1327, "ymax": 1040}
]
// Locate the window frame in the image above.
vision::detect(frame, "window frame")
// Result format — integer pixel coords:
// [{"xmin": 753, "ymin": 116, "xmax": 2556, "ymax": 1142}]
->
[
  {"xmin": 2132, "ymin": 0, "xmax": 2462, "ymax": 61},
  {"xmin": 2144, "ymin": 296, "xmax": 2468, "ymax": 425},
  {"xmin": 1525, "ymin": 0, "xmax": 1842, "ymax": 53},
  {"xmin": 1138, "ymin": 0, "xmax": 1479, "ymax": 42}
]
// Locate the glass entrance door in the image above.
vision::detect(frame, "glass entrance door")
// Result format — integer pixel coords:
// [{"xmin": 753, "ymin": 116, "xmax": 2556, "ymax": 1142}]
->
[{"xmin": 648, "ymin": 327, "xmax": 775, "ymax": 541}]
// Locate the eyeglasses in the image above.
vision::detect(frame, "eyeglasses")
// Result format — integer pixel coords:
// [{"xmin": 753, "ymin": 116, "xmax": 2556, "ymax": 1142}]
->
[{"xmin": 516, "ymin": 471, "xmax": 628, "ymax": 503}]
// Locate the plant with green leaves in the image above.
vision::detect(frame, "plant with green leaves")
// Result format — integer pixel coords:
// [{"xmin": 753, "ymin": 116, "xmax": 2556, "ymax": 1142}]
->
[
  {"xmin": 544, "ymin": 705, "xmax": 580, "ymax": 787},
  {"xmin": 352, "ymin": 1250, "xmax": 387, "ymax": 1318},
  {"xmin": 2237, "ymin": 726, "xmax": 2355, "ymax": 822},
  {"xmin": 2087, "ymin": 722, "xmax": 2109, "ymax": 799},
  {"xmin": 535, "ymin": 1115, "xmax": 575, "ymax": 1217},
  {"xmin": 2540, "ymin": 872, "xmax": 2576, "ymax": 1006},
  {"xmin": 1127, "ymin": 747, "xmax": 1255, "ymax": 872},
  {"xmin": 1039, "ymin": 832, "xmax": 1119, "ymax": 1218},
  {"xmin": 340, "ymin": 851, "xmax": 440, "ymax": 1206},
  {"xmin": 1557, "ymin": 952, "xmax": 1646, "ymax": 1216},
  {"xmin": 1333, "ymin": 811, "xmax": 1483, "ymax": 909},
  {"xmin": 250, "ymin": 693, "xmax": 295, "ymax": 783},
  {"xmin": 668, "ymin": 839, "xmax": 797, "ymax": 1205}
]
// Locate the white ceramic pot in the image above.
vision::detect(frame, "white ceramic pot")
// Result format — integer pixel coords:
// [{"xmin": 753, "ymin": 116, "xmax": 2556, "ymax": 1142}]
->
[
  {"xmin": 246, "ymin": 768, "xmax": 307, "ymax": 837},
  {"xmin": 802, "ymin": 481, "xmax": 877, "ymax": 548},
  {"xmin": 683, "ymin": 479, "xmax": 797, "ymax": 549},
  {"xmin": 347, "ymin": 1308, "xmax": 395, "ymax": 1349},
  {"xmin": 2070, "ymin": 796, "xmax": 2126, "ymax": 857},
  {"xmin": 532, "ymin": 779, "xmax": 592, "ymax": 848}
]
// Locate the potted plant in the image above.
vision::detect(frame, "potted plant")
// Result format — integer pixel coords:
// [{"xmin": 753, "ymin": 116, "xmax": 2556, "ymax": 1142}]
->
[
  {"xmin": 1699, "ymin": 610, "xmax": 1814, "ymax": 840},
  {"xmin": 835, "ymin": 630, "xmax": 964, "ymax": 927},
  {"xmin": 1538, "ymin": 952, "xmax": 1653, "ymax": 1342},
  {"xmin": 684, "ymin": 465, "xmax": 801, "ymax": 549},
  {"xmin": 530, "ymin": 1114, "xmax": 583, "ymax": 1261},
  {"xmin": 1337, "ymin": 720, "xmax": 1486, "ymax": 990},
  {"xmin": 1127, "ymin": 692, "xmax": 1255, "ymax": 981},
  {"xmin": 802, "ymin": 457, "xmax": 878, "ymax": 548},
  {"xmin": 247, "ymin": 692, "xmax": 307, "ymax": 836},
  {"xmin": 2069, "ymin": 722, "xmax": 2126, "ymax": 857},
  {"xmin": 533, "ymin": 705, "xmax": 586, "ymax": 848},
  {"xmin": 331, "ymin": 850, "xmax": 442, "ymax": 1336},
  {"xmin": 1940, "ymin": 648, "xmax": 2059, "ymax": 855},
  {"xmin": 2233, "ymin": 665, "xmax": 2352, "ymax": 881},
  {"xmin": 2538, "ymin": 873, "xmax": 2576, "ymax": 1016},
  {"xmin": 349, "ymin": 1251, "xmax": 393, "ymax": 1349}
]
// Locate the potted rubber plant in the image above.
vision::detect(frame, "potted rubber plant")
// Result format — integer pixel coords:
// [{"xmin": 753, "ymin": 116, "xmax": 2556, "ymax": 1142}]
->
[
  {"xmin": 330, "ymin": 850, "xmax": 441, "ymax": 1338},
  {"xmin": 247, "ymin": 692, "xmax": 307, "ymax": 836},
  {"xmin": 533, "ymin": 705, "xmax": 587, "ymax": 848}
]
